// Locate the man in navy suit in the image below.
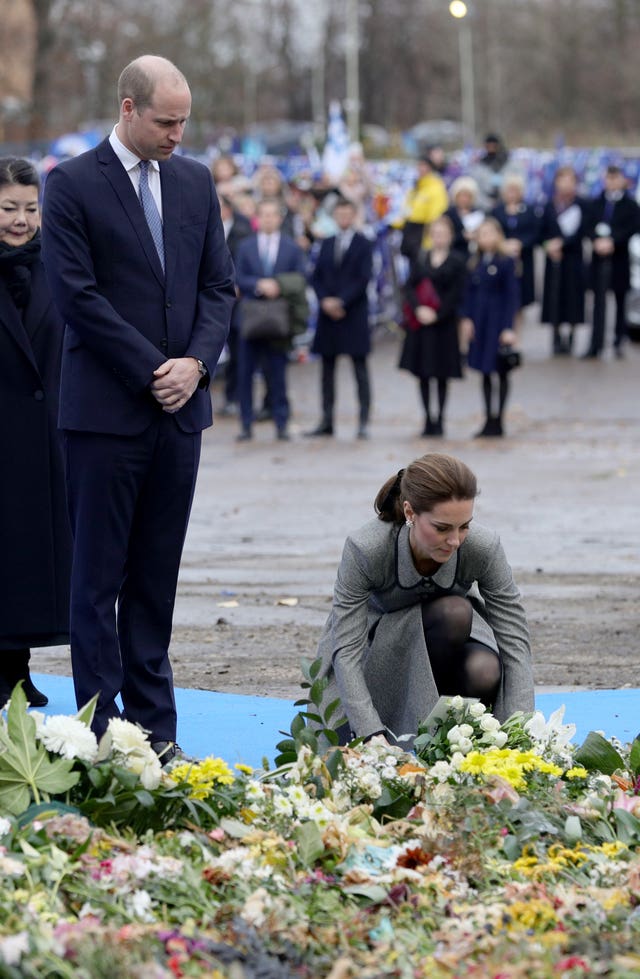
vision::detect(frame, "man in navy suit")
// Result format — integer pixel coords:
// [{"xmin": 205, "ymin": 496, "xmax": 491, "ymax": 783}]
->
[
  {"xmin": 41, "ymin": 56, "xmax": 235, "ymax": 761},
  {"xmin": 234, "ymin": 198, "xmax": 306, "ymax": 440},
  {"xmin": 307, "ymin": 198, "xmax": 373, "ymax": 439}
]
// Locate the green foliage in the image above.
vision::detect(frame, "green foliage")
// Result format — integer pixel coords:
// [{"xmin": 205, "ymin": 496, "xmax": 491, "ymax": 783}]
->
[
  {"xmin": 69, "ymin": 761, "xmax": 226, "ymax": 835},
  {"xmin": 274, "ymin": 657, "xmax": 346, "ymax": 767},
  {"xmin": 574, "ymin": 731, "xmax": 626, "ymax": 775},
  {"xmin": 0, "ymin": 684, "xmax": 80, "ymax": 814}
]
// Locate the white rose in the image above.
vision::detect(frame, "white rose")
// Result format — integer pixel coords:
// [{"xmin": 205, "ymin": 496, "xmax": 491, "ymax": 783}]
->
[
  {"xmin": 457, "ymin": 737, "xmax": 474, "ymax": 754},
  {"xmin": 480, "ymin": 714, "xmax": 501, "ymax": 732},
  {"xmin": 469, "ymin": 702, "xmax": 487, "ymax": 717},
  {"xmin": 449, "ymin": 696, "xmax": 465, "ymax": 710},
  {"xmin": 458, "ymin": 724, "xmax": 474, "ymax": 739},
  {"xmin": 490, "ymin": 731, "xmax": 508, "ymax": 748},
  {"xmin": 447, "ymin": 725, "xmax": 461, "ymax": 744}
]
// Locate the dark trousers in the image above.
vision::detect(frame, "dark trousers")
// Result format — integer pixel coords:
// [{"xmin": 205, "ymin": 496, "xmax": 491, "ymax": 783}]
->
[
  {"xmin": 64, "ymin": 415, "xmax": 201, "ymax": 740},
  {"xmin": 321, "ymin": 355, "xmax": 370, "ymax": 427},
  {"xmin": 589, "ymin": 259, "xmax": 627, "ymax": 353},
  {"xmin": 238, "ymin": 337, "xmax": 289, "ymax": 431}
]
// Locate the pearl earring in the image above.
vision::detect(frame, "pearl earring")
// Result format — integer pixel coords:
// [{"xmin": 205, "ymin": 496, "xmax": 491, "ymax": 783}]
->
[{"xmin": 405, "ymin": 518, "xmax": 413, "ymax": 528}]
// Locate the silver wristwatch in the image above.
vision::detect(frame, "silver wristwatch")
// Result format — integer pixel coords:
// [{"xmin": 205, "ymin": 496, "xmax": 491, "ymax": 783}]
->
[{"xmin": 196, "ymin": 359, "xmax": 207, "ymax": 377}]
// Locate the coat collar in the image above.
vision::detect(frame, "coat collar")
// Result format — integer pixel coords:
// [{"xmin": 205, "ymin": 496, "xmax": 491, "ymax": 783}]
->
[
  {"xmin": 0, "ymin": 275, "xmax": 40, "ymax": 374},
  {"xmin": 395, "ymin": 521, "xmax": 458, "ymax": 590},
  {"xmin": 96, "ymin": 137, "xmax": 176, "ymax": 287}
]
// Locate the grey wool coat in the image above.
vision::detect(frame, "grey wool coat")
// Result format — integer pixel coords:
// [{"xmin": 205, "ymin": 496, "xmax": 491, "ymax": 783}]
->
[{"xmin": 316, "ymin": 517, "xmax": 534, "ymax": 744}]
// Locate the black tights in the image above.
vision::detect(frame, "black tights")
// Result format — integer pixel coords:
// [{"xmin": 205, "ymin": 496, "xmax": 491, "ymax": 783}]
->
[
  {"xmin": 421, "ymin": 595, "xmax": 502, "ymax": 705},
  {"xmin": 419, "ymin": 377, "xmax": 448, "ymax": 423},
  {"xmin": 481, "ymin": 372, "xmax": 509, "ymax": 421}
]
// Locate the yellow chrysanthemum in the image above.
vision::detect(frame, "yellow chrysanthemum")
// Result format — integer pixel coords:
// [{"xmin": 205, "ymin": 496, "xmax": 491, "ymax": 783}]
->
[
  {"xmin": 169, "ymin": 756, "xmax": 235, "ymax": 798},
  {"xmin": 235, "ymin": 763, "xmax": 254, "ymax": 775},
  {"xmin": 507, "ymin": 898, "xmax": 557, "ymax": 931},
  {"xmin": 591, "ymin": 841, "xmax": 628, "ymax": 858},
  {"xmin": 458, "ymin": 748, "xmax": 563, "ymax": 790},
  {"xmin": 565, "ymin": 766, "xmax": 589, "ymax": 779}
]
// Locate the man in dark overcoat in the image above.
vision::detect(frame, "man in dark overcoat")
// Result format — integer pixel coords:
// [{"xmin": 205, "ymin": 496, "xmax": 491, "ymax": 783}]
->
[
  {"xmin": 41, "ymin": 55, "xmax": 235, "ymax": 759},
  {"xmin": 307, "ymin": 199, "xmax": 374, "ymax": 439},
  {"xmin": 234, "ymin": 198, "xmax": 306, "ymax": 441},
  {"xmin": 584, "ymin": 165, "xmax": 640, "ymax": 358}
]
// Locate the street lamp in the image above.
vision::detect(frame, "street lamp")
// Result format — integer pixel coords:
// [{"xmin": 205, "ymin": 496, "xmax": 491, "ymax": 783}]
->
[
  {"xmin": 345, "ymin": 0, "xmax": 360, "ymax": 143},
  {"xmin": 449, "ymin": 1, "xmax": 476, "ymax": 145}
]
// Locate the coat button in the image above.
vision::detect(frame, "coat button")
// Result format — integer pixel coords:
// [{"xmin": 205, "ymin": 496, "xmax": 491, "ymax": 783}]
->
[
  {"xmin": 165, "ymin": 300, "xmax": 172, "ymax": 308},
  {"xmin": 34, "ymin": 390, "xmax": 45, "ymax": 401},
  {"xmin": 160, "ymin": 339, "xmax": 168, "ymax": 350}
]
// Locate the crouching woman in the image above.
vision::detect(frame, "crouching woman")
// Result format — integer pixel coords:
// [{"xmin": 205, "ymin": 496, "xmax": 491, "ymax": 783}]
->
[{"xmin": 314, "ymin": 453, "xmax": 534, "ymax": 747}]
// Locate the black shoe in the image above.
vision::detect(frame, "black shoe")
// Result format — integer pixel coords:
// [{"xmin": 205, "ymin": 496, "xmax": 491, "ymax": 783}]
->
[
  {"xmin": 474, "ymin": 417, "xmax": 502, "ymax": 438},
  {"xmin": 276, "ymin": 428, "xmax": 290, "ymax": 441},
  {"xmin": 22, "ymin": 677, "xmax": 48, "ymax": 707},
  {"xmin": 151, "ymin": 741, "xmax": 184, "ymax": 767},
  {"xmin": 236, "ymin": 428, "xmax": 252, "ymax": 441},
  {"xmin": 614, "ymin": 344, "xmax": 625, "ymax": 360},
  {"xmin": 356, "ymin": 425, "xmax": 369, "ymax": 440},
  {"xmin": 473, "ymin": 418, "xmax": 492, "ymax": 438},
  {"xmin": 304, "ymin": 424, "xmax": 333, "ymax": 437},
  {"xmin": 255, "ymin": 407, "xmax": 272, "ymax": 422},
  {"xmin": 581, "ymin": 350, "xmax": 599, "ymax": 360},
  {"xmin": 422, "ymin": 418, "xmax": 436, "ymax": 436}
]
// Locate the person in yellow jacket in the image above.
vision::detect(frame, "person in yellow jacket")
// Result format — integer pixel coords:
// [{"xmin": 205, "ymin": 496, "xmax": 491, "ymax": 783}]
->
[{"xmin": 398, "ymin": 156, "xmax": 449, "ymax": 265}]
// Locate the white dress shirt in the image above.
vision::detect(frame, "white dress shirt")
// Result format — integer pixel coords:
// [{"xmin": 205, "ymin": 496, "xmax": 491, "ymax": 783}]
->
[
  {"xmin": 257, "ymin": 232, "xmax": 280, "ymax": 272},
  {"xmin": 109, "ymin": 126, "xmax": 163, "ymax": 218}
]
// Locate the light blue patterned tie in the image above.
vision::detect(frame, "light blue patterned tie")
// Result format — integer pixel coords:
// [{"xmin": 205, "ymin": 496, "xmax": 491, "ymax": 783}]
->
[{"xmin": 138, "ymin": 160, "xmax": 165, "ymax": 272}]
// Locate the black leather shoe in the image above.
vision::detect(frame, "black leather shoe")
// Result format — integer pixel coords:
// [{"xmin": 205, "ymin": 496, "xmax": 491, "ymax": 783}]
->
[
  {"xmin": 236, "ymin": 428, "xmax": 252, "ymax": 442},
  {"xmin": 356, "ymin": 426, "xmax": 369, "ymax": 440},
  {"xmin": 304, "ymin": 424, "xmax": 333, "ymax": 437},
  {"xmin": 151, "ymin": 741, "xmax": 183, "ymax": 766},
  {"xmin": 22, "ymin": 677, "xmax": 48, "ymax": 707}
]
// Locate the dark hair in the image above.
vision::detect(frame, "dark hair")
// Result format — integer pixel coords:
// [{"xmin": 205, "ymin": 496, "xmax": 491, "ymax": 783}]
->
[
  {"xmin": 374, "ymin": 453, "xmax": 477, "ymax": 523},
  {"xmin": 332, "ymin": 196, "xmax": 356, "ymax": 212},
  {"xmin": 256, "ymin": 196, "xmax": 283, "ymax": 214},
  {"xmin": 0, "ymin": 157, "xmax": 40, "ymax": 192},
  {"xmin": 554, "ymin": 165, "xmax": 577, "ymax": 184}
]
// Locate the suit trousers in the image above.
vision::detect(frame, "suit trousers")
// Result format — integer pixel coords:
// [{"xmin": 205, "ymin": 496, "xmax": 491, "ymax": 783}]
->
[
  {"xmin": 321, "ymin": 355, "xmax": 371, "ymax": 428},
  {"xmin": 589, "ymin": 258, "xmax": 627, "ymax": 354},
  {"xmin": 64, "ymin": 414, "xmax": 201, "ymax": 740},
  {"xmin": 238, "ymin": 337, "xmax": 289, "ymax": 431}
]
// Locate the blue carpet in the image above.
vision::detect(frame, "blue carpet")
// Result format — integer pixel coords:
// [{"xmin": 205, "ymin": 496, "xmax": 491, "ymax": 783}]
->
[{"xmin": 33, "ymin": 675, "xmax": 639, "ymax": 770}]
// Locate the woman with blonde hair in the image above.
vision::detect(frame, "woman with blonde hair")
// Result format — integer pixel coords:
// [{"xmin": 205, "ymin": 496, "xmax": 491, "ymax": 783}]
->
[
  {"xmin": 492, "ymin": 173, "xmax": 543, "ymax": 317},
  {"xmin": 445, "ymin": 176, "xmax": 485, "ymax": 259},
  {"xmin": 313, "ymin": 452, "xmax": 534, "ymax": 746}
]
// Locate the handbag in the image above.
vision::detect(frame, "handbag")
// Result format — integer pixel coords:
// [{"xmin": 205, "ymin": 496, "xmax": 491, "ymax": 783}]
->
[
  {"xmin": 496, "ymin": 344, "xmax": 522, "ymax": 373},
  {"xmin": 402, "ymin": 277, "xmax": 441, "ymax": 332},
  {"xmin": 239, "ymin": 298, "xmax": 290, "ymax": 341}
]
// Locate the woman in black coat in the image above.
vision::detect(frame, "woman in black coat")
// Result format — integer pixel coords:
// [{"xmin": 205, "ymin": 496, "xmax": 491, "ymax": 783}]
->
[
  {"xmin": 540, "ymin": 166, "xmax": 587, "ymax": 355},
  {"xmin": 0, "ymin": 157, "xmax": 71, "ymax": 706},
  {"xmin": 399, "ymin": 215, "xmax": 466, "ymax": 437}
]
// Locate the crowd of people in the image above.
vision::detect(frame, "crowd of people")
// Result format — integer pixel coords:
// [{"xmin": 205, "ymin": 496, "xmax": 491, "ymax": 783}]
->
[
  {"xmin": 0, "ymin": 58, "xmax": 631, "ymax": 758},
  {"xmin": 211, "ymin": 132, "xmax": 640, "ymax": 442}
]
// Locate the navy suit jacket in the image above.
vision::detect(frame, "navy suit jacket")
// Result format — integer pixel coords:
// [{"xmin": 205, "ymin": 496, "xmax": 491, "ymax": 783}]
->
[
  {"xmin": 41, "ymin": 138, "xmax": 236, "ymax": 435},
  {"xmin": 234, "ymin": 233, "xmax": 306, "ymax": 297},
  {"xmin": 311, "ymin": 231, "xmax": 373, "ymax": 358}
]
